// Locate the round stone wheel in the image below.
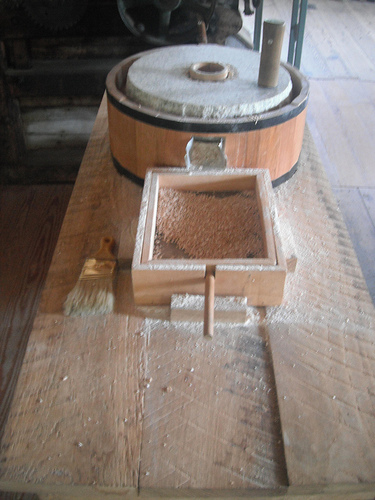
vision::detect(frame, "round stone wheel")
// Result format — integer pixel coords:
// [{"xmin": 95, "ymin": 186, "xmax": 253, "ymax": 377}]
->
[
  {"xmin": 106, "ymin": 44, "xmax": 309, "ymax": 185},
  {"xmin": 125, "ymin": 45, "xmax": 292, "ymax": 120}
]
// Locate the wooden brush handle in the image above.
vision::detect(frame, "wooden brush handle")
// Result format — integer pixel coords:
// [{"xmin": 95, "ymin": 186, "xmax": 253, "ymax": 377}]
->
[
  {"xmin": 203, "ymin": 267, "xmax": 215, "ymax": 339},
  {"xmin": 94, "ymin": 236, "xmax": 116, "ymax": 260}
]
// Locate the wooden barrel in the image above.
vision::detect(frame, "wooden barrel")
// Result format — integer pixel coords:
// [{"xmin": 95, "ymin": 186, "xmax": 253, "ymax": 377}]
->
[{"xmin": 105, "ymin": 46, "xmax": 309, "ymax": 186}]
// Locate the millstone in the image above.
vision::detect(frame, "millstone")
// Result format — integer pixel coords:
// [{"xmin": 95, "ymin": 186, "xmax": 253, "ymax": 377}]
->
[{"xmin": 125, "ymin": 44, "xmax": 292, "ymax": 120}]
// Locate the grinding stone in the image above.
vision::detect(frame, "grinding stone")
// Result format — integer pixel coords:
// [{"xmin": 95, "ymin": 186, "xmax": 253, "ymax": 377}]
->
[{"xmin": 125, "ymin": 44, "xmax": 292, "ymax": 120}]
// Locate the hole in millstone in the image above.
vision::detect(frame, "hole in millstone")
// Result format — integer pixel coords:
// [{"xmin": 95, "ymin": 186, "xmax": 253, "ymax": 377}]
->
[
  {"xmin": 199, "ymin": 62, "xmax": 226, "ymax": 74},
  {"xmin": 189, "ymin": 61, "xmax": 229, "ymax": 81}
]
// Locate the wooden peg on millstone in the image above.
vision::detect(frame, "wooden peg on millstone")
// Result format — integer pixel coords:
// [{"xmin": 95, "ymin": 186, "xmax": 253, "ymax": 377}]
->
[{"xmin": 258, "ymin": 19, "xmax": 286, "ymax": 88}]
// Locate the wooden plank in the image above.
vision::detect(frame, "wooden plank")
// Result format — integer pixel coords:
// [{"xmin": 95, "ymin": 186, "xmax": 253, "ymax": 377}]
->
[
  {"xmin": 256, "ymin": 172, "xmax": 278, "ymax": 264},
  {"xmin": 0, "ymin": 491, "xmax": 37, "ymax": 500},
  {"xmin": 141, "ymin": 174, "xmax": 160, "ymax": 264},
  {"xmin": 157, "ymin": 172, "xmax": 257, "ymax": 191},
  {"xmin": 318, "ymin": 80, "xmax": 375, "ymax": 187},
  {"xmin": 138, "ymin": 483, "xmax": 375, "ymax": 500},
  {"xmin": 324, "ymin": 4, "xmax": 374, "ymax": 79},
  {"xmin": 0, "ymin": 149, "xmax": 83, "ymax": 185},
  {"xmin": 19, "ymin": 95, "xmax": 102, "ymax": 108},
  {"xmin": 306, "ymin": 80, "xmax": 366, "ymax": 188},
  {"xmin": 0, "ymin": 98, "xmax": 147, "ymax": 497},
  {"xmin": 298, "ymin": 0, "xmax": 374, "ymax": 80},
  {"xmin": 6, "ymin": 39, "xmax": 31, "ymax": 70},
  {"xmin": 0, "ymin": 313, "xmax": 146, "ymax": 498},
  {"xmin": 333, "ymin": 187, "xmax": 375, "ymax": 303},
  {"xmin": 132, "ymin": 268, "xmax": 206, "ymax": 305},
  {"xmin": 267, "ymin": 128, "xmax": 375, "ymax": 486},
  {"xmin": 341, "ymin": 1, "xmax": 375, "ymax": 74},
  {"xmin": 0, "ymin": 52, "xmax": 26, "ymax": 165},
  {"xmin": 0, "ymin": 185, "xmax": 72, "ymax": 441},
  {"xmin": 29, "ymin": 36, "xmax": 150, "ymax": 61},
  {"xmin": 170, "ymin": 294, "xmax": 248, "ymax": 324},
  {"xmin": 139, "ymin": 320, "xmax": 288, "ymax": 491},
  {"xmin": 3, "ymin": 482, "xmax": 375, "ymax": 500},
  {"xmin": 22, "ymin": 107, "xmax": 97, "ymax": 150},
  {"xmin": 0, "ymin": 185, "xmax": 72, "ymax": 500},
  {"xmin": 6, "ymin": 59, "xmax": 120, "ymax": 98},
  {"xmin": 305, "ymin": 105, "xmax": 341, "ymax": 188},
  {"xmin": 360, "ymin": 187, "xmax": 375, "ymax": 225},
  {"xmin": 334, "ymin": 80, "xmax": 375, "ymax": 182},
  {"xmin": 269, "ymin": 321, "xmax": 375, "ymax": 486}
]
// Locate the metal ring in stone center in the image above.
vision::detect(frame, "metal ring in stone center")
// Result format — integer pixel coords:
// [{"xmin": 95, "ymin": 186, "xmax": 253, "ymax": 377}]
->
[{"xmin": 189, "ymin": 62, "xmax": 229, "ymax": 82}]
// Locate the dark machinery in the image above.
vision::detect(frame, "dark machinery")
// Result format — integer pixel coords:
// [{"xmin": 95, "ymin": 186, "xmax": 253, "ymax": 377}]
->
[
  {"xmin": 116, "ymin": 0, "xmax": 258, "ymax": 45},
  {"xmin": 117, "ymin": 0, "xmax": 217, "ymax": 45},
  {"xmin": 3, "ymin": 0, "xmax": 258, "ymax": 44},
  {"xmin": 23, "ymin": 0, "xmax": 89, "ymax": 31}
]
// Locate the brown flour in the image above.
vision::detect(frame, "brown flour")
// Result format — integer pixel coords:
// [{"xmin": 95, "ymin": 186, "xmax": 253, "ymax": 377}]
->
[{"xmin": 153, "ymin": 188, "xmax": 264, "ymax": 260}]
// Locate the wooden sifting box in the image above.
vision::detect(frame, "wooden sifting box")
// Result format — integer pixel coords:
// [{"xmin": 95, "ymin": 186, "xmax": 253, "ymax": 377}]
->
[{"xmin": 132, "ymin": 168, "xmax": 287, "ymax": 306}]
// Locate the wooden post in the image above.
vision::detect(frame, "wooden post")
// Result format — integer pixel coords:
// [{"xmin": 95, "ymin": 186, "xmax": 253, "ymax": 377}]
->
[
  {"xmin": 203, "ymin": 267, "xmax": 215, "ymax": 339},
  {"xmin": 258, "ymin": 19, "xmax": 286, "ymax": 88}
]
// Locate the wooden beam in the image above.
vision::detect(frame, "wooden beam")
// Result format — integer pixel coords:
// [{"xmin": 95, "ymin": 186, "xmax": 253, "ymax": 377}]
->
[{"xmin": 0, "ymin": 52, "xmax": 26, "ymax": 165}]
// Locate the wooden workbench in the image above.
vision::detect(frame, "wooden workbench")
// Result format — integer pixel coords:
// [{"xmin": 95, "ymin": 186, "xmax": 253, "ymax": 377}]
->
[{"xmin": 0, "ymin": 97, "xmax": 374, "ymax": 499}]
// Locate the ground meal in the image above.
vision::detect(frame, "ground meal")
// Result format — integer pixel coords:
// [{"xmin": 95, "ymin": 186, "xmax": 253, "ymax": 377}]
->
[{"xmin": 153, "ymin": 188, "xmax": 264, "ymax": 260}]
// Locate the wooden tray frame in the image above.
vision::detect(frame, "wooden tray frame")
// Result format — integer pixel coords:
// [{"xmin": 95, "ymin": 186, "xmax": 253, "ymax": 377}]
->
[{"xmin": 132, "ymin": 168, "xmax": 287, "ymax": 306}]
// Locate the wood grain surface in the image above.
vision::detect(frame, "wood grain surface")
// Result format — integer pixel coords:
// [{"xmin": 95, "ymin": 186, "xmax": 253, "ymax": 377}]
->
[
  {"xmin": 0, "ymin": 97, "xmax": 374, "ymax": 498},
  {"xmin": 107, "ymin": 100, "xmax": 306, "ymax": 183},
  {"xmin": 0, "ymin": 184, "xmax": 72, "ymax": 500},
  {"xmin": 266, "ymin": 152, "xmax": 375, "ymax": 485},
  {"xmin": 0, "ymin": 185, "xmax": 72, "ymax": 439},
  {"xmin": 333, "ymin": 187, "xmax": 375, "ymax": 303},
  {"xmin": 139, "ymin": 319, "xmax": 287, "ymax": 492}
]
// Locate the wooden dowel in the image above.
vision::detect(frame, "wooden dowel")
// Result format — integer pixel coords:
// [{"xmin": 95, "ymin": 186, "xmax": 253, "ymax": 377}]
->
[
  {"xmin": 258, "ymin": 19, "xmax": 286, "ymax": 88},
  {"xmin": 198, "ymin": 20, "xmax": 208, "ymax": 44},
  {"xmin": 204, "ymin": 267, "xmax": 215, "ymax": 339}
]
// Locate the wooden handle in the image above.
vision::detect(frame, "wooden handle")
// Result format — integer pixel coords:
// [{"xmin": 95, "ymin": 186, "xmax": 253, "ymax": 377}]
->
[
  {"xmin": 203, "ymin": 267, "xmax": 215, "ymax": 339},
  {"xmin": 94, "ymin": 236, "xmax": 116, "ymax": 261},
  {"xmin": 198, "ymin": 19, "xmax": 208, "ymax": 44}
]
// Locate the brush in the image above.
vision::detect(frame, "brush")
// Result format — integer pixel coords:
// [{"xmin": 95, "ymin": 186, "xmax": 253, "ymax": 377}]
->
[{"xmin": 64, "ymin": 236, "xmax": 117, "ymax": 316}]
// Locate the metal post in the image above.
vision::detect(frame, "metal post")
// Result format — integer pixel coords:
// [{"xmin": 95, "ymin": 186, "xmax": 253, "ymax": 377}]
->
[
  {"xmin": 253, "ymin": 0, "xmax": 264, "ymax": 52},
  {"xmin": 287, "ymin": 0, "xmax": 300, "ymax": 65},
  {"xmin": 287, "ymin": 0, "xmax": 308, "ymax": 69},
  {"xmin": 294, "ymin": 0, "xmax": 308, "ymax": 69}
]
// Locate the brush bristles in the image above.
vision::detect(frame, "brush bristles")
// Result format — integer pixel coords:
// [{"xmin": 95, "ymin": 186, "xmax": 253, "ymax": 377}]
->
[{"xmin": 64, "ymin": 276, "xmax": 115, "ymax": 316}]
